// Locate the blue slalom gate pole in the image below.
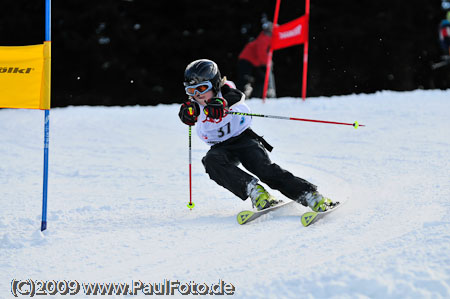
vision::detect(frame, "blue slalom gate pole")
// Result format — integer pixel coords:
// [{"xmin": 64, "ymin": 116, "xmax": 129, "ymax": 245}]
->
[
  {"xmin": 41, "ymin": 0, "xmax": 51, "ymax": 231},
  {"xmin": 41, "ymin": 111, "xmax": 49, "ymax": 231}
]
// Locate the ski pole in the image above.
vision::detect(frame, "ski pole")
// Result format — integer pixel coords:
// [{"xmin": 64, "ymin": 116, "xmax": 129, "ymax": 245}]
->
[
  {"xmin": 187, "ymin": 125, "xmax": 195, "ymax": 209},
  {"xmin": 226, "ymin": 111, "xmax": 364, "ymax": 128}
]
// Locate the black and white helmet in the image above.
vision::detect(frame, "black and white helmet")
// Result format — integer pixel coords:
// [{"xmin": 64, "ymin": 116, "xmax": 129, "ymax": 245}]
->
[{"xmin": 184, "ymin": 59, "xmax": 223, "ymax": 93}]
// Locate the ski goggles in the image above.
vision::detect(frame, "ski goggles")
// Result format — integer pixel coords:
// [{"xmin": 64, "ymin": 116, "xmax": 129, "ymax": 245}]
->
[{"xmin": 185, "ymin": 81, "xmax": 213, "ymax": 96}]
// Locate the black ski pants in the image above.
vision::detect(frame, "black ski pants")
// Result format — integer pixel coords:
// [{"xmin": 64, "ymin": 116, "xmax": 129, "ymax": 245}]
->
[{"xmin": 202, "ymin": 129, "xmax": 316, "ymax": 200}]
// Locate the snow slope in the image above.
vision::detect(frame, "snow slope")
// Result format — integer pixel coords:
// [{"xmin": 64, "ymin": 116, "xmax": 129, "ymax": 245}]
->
[{"xmin": 1, "ymin": 90, "xmax": 449, "ymax": 298}]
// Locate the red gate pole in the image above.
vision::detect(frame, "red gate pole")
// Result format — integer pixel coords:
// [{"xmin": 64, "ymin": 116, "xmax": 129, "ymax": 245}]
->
[{"xmin": 301, "ymin": 0, "xmax": 310, "ymax": 101}]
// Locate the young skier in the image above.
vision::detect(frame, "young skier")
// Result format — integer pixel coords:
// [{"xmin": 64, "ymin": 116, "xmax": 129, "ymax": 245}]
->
[{"xmin": 178, "ymin": 59, "xmax": 335, "ymax": 212}]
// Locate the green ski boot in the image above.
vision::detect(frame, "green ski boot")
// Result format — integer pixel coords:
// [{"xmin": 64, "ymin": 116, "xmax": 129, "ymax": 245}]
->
[
  {"xmin": 249, "ymin": 184, "xmax": 277, "ymax": 211},
  {"xmin": 304, "ymin": 192, "xmax": 335, "ymax": 212}
]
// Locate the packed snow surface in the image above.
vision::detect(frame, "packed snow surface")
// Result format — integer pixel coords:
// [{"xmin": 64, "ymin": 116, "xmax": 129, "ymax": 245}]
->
[{"xmin": 1, "ymin": 90, "xmax": 449, "ymax": 298}]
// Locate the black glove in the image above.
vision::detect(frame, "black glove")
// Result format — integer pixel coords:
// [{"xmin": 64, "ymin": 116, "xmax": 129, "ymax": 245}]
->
[
  {"xmin": 204, "ymin": 98, "xmax": 228, "ymax": 119},
  {"xmin": 178, "ymin": 101, "xmax": 200, "ymax": 126}
]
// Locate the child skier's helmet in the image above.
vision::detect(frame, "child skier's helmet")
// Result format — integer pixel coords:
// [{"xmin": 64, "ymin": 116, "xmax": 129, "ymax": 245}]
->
[{"xmin": 184, "ymin": 59, "xmax": 222, "ymax": 93}]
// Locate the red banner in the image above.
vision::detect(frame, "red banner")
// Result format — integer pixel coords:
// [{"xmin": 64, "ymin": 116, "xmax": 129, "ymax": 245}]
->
[{"xmin": 271, "ymin": 15, "xmax": 308, "ymax": 50}]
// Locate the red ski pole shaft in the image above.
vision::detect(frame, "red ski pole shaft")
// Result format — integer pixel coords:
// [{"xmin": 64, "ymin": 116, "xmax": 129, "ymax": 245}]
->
[{"xmin": 226, "ymin": 111, "xmax": 365, "ymax": 128}]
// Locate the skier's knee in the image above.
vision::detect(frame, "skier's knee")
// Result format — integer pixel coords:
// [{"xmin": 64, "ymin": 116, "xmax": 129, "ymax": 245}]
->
[{"xmin": 202, "ymin": 153, "xmax": 220, "ymax": 169}]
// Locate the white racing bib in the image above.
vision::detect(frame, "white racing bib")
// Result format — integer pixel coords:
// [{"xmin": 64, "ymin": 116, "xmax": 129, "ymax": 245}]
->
[{"xmin": 196, "ymin": 102, "xmax": 252, "ymax": 146}]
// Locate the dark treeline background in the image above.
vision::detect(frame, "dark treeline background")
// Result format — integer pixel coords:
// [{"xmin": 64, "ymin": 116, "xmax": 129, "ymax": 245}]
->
[{"xmin": 1, "ymin": 0, "xmax": 449, "ymax": 107}]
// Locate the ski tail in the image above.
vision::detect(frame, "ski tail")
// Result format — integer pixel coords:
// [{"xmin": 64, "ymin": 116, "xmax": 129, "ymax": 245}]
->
[
  {"xmin": 236, "ymin": 200, "xmax": 294, "ymax": 225},
  {"xmin": 301, "ymin": 212, "xmax": 319, "ymax": 227},
  {"xmin": 301, "ymin": 201, "xmax": 343, "ymax": 227},
  {"xmin": 237, "ymin": 210, "xmax": 255, "ymax": 225}
]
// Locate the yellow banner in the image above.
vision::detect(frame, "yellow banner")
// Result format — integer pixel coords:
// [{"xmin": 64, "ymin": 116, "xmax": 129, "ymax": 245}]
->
[{"xmin": 0, "ymin": 42, "xmax": 51, "ymax": 110}]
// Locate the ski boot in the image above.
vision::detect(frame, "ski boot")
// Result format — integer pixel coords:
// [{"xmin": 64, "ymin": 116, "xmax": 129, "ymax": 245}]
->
[
  {"xmin": 248, "ymin": 183, "xmax": 278, "ymax": 211},
  {"xmin": 300, "ymin": 192, "xmax": 336, "ymax": 212}
]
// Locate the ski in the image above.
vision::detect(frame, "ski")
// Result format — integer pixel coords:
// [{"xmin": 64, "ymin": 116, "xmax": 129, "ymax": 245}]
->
[
  {"xmin": 237, "ymin": 199, "xmax": 345, "ymax": 226},
  {"xmin": 300, "ymin": 201, "xmax": 343, "ymax": 227},
  {"xmin": 237, "ymin": 200, "xmax": 295, "ymax": 225}
]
